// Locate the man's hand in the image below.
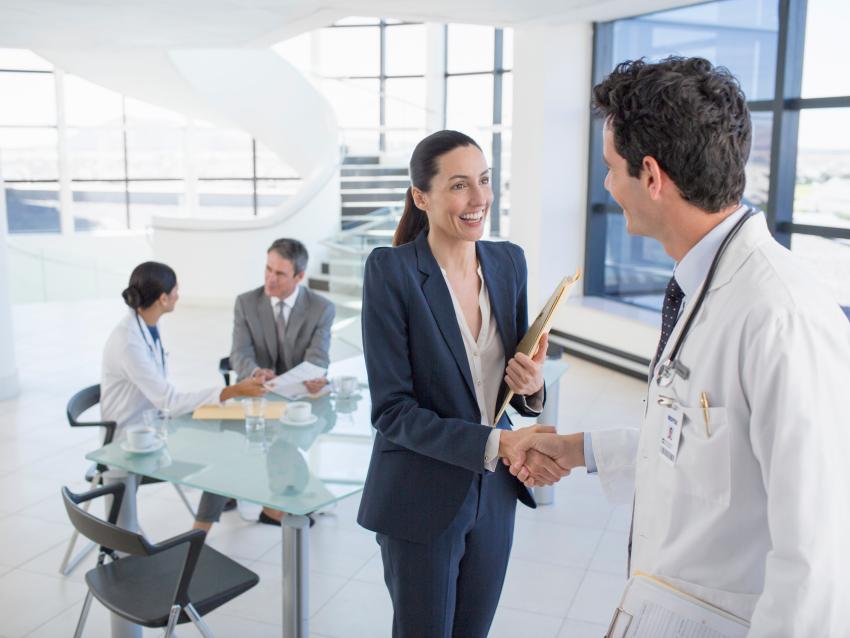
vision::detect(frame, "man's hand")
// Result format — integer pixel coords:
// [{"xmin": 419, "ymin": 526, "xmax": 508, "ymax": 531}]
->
[
  {"xmin": 507, "ymin": 432, "xmax": 586, "ymax": 488},
  {"xmin": 499, "ymin": 424, "xmax": 570, "ymax": 486},
  {"xmin": 505, "ymin": 333, "xmax": 548, "ymax": 396},
  {"xmin": 252, "ymin": 368, "xmax": 276, "ymax": 383},
  {"xmin": 304, "ymin": 377, "xmax": 328, "ymax": 395}
]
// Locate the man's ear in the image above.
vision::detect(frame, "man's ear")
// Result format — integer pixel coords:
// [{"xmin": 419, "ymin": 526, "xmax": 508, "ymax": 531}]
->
[
  {"xmin": 293, "ymin": 270, "xmax": 306, "ymax": 284},
  {"xmin": 411, "ymin": 186, "xmax": 429, "ymax": 212},
  {"xmin": 642, "ymin": 155, "xmax": 665, "ymax": 200}
]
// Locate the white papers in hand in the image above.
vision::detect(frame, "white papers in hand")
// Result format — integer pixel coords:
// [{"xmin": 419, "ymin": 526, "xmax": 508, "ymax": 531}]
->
[
  {"xmin": 265, "ymin": 362, "xmax": 327, "ymax": 399},
  {"xmin": 608, "ymin": 575, "xmax": 748, "ymax": 638}
]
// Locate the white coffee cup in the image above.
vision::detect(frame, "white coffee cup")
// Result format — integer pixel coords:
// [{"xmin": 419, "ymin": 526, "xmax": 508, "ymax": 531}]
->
[
  {"xmin": 333, "ymin": 376, "xmax": 359, "ymax": 397},
  {"xmin": 284, "ymin": 401, "xmax": 312, "ymax": 423},
  {"xmin": 127, "ymin": 426, "xmax": 157, "ymax": 449}
]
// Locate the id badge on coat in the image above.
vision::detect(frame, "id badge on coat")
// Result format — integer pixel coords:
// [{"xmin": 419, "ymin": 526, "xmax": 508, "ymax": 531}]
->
[{"xmin": 659, "ymin": 406, "xmax": 683, "ymax": 465}]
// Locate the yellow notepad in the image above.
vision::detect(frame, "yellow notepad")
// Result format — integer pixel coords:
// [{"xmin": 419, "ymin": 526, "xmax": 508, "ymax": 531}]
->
[
  {"xmin": 192, "ymin": 401, "xmax": 288, "ymax": 420},
  {"xmin": 494, "ymin": 268, "xmax": 581, "ymax": 423}
]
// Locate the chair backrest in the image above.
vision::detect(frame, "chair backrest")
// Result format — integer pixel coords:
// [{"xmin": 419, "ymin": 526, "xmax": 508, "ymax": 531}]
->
[
  {"xmin": 219, "ymin": 356, "xmax": 233, "ymax": 386},
  {"xmin": 67, "ymin": 384, "xmax": 117, "ymax": 445},
  {"xmin": 62, "ymin": 484, "xmax": 152, "ymax": 557}
]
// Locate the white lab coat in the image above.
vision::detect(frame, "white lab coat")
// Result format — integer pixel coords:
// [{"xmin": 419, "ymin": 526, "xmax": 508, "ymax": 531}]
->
[
  {"xmin": 590, "ymin": 214, "xmax": 850, "ymax": 636},
  {"xmin": 100, "ymin": 309, "xmax": 221, "ymax": 434}
]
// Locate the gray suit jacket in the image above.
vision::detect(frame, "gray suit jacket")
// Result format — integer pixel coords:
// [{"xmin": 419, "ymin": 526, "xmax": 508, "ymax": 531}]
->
[{"xmin": 230, "ymin": 285, "xmax": 335, "ymax": 380}]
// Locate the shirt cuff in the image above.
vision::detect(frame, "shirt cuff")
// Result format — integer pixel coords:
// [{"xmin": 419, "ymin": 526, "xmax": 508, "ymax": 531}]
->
[
  {"xmin": 517, "ymin": 387, "xmax": 544, "ymax": 415},
  {"xmin": 584, "ymin": 432, "xmax": 598, "ymax": 474},
  {"xmin": 484, "ymin": 428, "xmax": 501, "ymax": 472}
]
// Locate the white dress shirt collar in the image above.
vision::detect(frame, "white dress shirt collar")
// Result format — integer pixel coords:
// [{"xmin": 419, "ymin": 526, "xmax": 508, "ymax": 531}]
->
[
  {"xmin": 674, "ymin": 204, "xmax": 748, "ymax": 302},
  {"xmin": 270, "ymin": 285, "xmax": 300, "ymax": 312}
]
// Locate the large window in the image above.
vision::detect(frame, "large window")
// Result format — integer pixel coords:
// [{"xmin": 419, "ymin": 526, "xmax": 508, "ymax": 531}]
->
[
  {"xmin": 1, "ymin": 50, "xmax": 299, "ymax": 233},
  {"xmin": 586, "ymin": 0, "xmax": 850, "ymax": 312},
  {"xmin": 446, "ymin": 25, "xmax": 513, "ymax": 235}
]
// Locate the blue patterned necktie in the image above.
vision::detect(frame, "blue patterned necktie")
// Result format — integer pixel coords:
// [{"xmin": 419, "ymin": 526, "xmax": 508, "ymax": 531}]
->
[{"xmin": 654, "ymin": 276, "xmax": 685, "ymax": 365}]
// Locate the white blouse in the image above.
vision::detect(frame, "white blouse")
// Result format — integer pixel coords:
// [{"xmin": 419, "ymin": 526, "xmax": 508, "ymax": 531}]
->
[{"xmin": 441, "ymin": 266, "xmax": 505, "ymax": 471}]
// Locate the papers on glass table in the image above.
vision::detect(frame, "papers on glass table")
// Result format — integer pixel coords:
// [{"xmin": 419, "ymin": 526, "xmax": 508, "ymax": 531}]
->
[
  {"xmin": 265, "ymin": 361, "xmax": 329, "ymax": 399},
  {"xmin": 606, "ymin": 574, "xmax": 749, "ymax": 638}
]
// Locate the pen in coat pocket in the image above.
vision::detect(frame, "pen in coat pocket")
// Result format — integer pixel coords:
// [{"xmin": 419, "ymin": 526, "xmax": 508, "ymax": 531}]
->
[{"xmin": 699, "ymin": 391, "xmax": 711, "ymax": 438}]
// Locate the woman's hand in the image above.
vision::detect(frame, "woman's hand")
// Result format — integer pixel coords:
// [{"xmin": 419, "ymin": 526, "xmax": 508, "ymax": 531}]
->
[
  {"xmin": 220, "ymin": 377, "xmax": 267, "ymax": 402},
  {"xmin": 504, "ymin": 332, "xmax": 548, "ymax": 396}
]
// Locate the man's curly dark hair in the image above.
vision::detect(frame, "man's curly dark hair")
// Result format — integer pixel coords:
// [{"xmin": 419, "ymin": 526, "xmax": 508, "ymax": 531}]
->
[{"xmin": 592, "ymin": 56, "xmax": 751, "ymax": 213}]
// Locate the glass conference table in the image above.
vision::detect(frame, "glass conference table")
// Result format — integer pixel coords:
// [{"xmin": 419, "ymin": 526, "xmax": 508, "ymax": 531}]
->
[{"xmin": 87, "ymin": 355, "xmax": 568, "ymax": 638}]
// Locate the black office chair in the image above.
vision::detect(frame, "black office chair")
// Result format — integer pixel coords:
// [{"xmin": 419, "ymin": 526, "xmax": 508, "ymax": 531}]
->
[
  {"xmin": 59, "ymin": 384, "xmax": 198, "ymax": 576},
  {"xmin": 219, "ymin": 357, "xmax": 233, "ymax": 386},
  {"xmin": 62, "ymin": 483, "xmax": 259, "ymax": 638}
]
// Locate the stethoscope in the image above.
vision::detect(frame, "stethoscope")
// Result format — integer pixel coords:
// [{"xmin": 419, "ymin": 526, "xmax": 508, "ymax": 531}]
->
[
  {"xmin": 135, "ymin": 312, "xmax": 167, "ymax": 375},
  {"xmin": 655, "ymin": 208, "xmax": 757, "ymax": 388}
]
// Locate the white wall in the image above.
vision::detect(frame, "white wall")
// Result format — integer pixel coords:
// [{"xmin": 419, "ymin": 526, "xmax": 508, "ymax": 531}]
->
[
  {"xmin": 0, "ymin": 151, "xmax": 20, "ymax": 398},
  {"xmin": 509, "ymin": 22, "xmax": 657, "ymax": 361}
]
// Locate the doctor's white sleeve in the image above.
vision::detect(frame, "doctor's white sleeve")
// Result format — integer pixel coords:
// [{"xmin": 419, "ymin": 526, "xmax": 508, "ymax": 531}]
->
[
  {"xmin": 587, "ymin": 428, "xmax": 640, "ymax": 504},
  {"xmin": 744, "ymin": 308, "xmax": 850, "ymax": 637},
  {"xmin": 121, "ymin": 336, "xmax": 222, "ymax": 418}
]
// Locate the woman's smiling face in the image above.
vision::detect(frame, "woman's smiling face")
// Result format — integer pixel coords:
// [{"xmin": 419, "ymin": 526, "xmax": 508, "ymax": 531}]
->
[{"xmin": 412, "ymin": 144, "xmax": 493, "ymax": 243}]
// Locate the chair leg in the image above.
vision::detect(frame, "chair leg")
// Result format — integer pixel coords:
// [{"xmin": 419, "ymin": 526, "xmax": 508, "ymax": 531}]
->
[
  {"xmin": 59, "ymin": 475, "xmax": 101, "ymax": 575},
  {"xmin": 73, "ymin": 590, "xmax": 93, "ymax": 638},
  {"xmin": 185, "ymin": 603, "xmax": 214, "ymax": 638},
  {"xmin": 173, "ymin": 484, "xmax": 197, "ymax": 518},
  {"xmin": 163, "ymin": 604, "xmax": 181, "ymax": 638}
]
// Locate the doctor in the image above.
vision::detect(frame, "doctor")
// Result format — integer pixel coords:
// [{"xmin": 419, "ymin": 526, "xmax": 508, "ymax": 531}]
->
[
  {"xmin": 101, "ymin": 261, "xmax": 265, "ymax": 434},
  {"xmin": 510, "ymin": 57, "xmax": 850, "ymax": 635}
]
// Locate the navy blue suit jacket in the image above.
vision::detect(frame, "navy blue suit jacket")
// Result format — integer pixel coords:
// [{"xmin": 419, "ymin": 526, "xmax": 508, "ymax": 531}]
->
[{"xmin": 357, "ymin": 231, "xmax": 541, "ymax": 544}]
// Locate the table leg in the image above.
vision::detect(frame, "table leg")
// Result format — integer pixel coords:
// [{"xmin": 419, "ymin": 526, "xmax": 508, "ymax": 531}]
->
[
  {"xmin": 102, "ymin": 470, "xmax": 142, "ymax": 638},
  {"xmin": 281, "ymin": 514, "xmax": 311, "ymax": 638},
  {"xmin": 533, "ymin": 376, "xmax": 561, "ymax": 506}
]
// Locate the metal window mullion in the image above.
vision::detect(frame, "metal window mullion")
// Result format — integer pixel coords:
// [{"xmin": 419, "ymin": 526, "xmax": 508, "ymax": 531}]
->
[
  {"xmin": 379, "ymin": 20, "xmax": 387, "ymax": 153},
  {"xmin": 765, "ymin": 0, "xmax": 807, "ymax": 248},
  {"xmin": 491, "ymin": 29, "xmax": 503, "ymax": 237},
  {"xmin": 53, "ymin": 68, "xmax": 73, "ymax": 235},
  {"xmin": 584, "ymin": 22, "xmax": 615, "ymax": 297},
  {"xmin": 121, "ymin": 97, "xmax": 130, "ymax": 229}
]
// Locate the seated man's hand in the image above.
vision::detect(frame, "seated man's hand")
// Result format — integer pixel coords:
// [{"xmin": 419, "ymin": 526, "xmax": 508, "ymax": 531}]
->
[
  {"xmin": 507, "ymin": 432, "xmax": 585, "ymax": 488},
  {"xmin": 252, "ymin": 368, "xmax": 276, "ymax": 382},
  {"xmin": 498, "ymin": 425, "xmax": 570, "ymax": 486},
  {"xmin": 304, "ymin": 378, "xmax": 328, "ymax": 395}
]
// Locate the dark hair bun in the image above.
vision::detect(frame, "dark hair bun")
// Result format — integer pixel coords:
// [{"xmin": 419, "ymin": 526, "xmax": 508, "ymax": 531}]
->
[{"xmin": 121, "ymin": 285, "xmax": 141, "ymax": 309}]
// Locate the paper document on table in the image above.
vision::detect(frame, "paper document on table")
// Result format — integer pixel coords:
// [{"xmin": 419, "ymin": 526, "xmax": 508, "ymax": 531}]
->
[
  {"xmin": 606, "ymin": 574, "xmax": 749, "ymax": 638},
  {"xmin": 265, "ymin": 361, "xmax": 328, "ymax": 399},
  {"xmin": 493, "ymin": 268, "xmax": 581, "ymax": 423}
]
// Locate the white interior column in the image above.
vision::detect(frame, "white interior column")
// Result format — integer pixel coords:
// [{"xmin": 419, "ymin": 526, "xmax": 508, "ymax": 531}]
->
[
  {"xmin": 509, "ymin": 23, "xmax": 593, "ymax": 309},
  {"xmin": 0, "ymin": 149, "xmax": 21, "ymax": 399}
]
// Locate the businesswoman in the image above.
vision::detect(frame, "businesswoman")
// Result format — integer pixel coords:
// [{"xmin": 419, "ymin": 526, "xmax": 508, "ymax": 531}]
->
[
  {"xmin": 101, "ymin": 261, "xmax": 265, "ymax": 436},
  {"xmin": 357, "ymin": 130, "xmax": 565, "ymax": 638}
]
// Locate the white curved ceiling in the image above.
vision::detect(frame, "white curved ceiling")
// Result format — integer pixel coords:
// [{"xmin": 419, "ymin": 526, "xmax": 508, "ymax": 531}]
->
[{"xmin": 0, "ymin": 0, "xmax": 700, "ymax": 49}]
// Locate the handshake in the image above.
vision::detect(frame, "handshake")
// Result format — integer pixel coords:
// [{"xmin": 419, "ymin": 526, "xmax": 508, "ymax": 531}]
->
[{"xmin": 498, "ymin": 426, "xmax": 585, "ymax": 487}]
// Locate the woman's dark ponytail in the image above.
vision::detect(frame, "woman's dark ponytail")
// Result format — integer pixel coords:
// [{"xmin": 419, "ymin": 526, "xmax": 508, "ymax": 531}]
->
[
  {"xmin": 391, "ymin": 130, "xmax": 482, "ymax": 247},
  {"xmin": 392, "ymin": 188, "xmax": 430, "ymax": 247},
  {"xmin": 122, "ymin": 261, "xmax": 177, "ymax": 310},
  {"xmin": 121, "ymin": 284, "xmax": 142, "ymax": 309}
]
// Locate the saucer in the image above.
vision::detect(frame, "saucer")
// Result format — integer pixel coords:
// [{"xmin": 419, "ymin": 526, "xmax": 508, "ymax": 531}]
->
[
  {"xmin": 279, "ymin": 414, "xmax": 318, "ymax": 427},
  {"xmin": 121, "ymin": 438, "xmax": 165, "ymax": 454}
]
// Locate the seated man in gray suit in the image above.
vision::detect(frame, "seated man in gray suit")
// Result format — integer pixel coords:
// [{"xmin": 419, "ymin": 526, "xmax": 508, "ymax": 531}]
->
[{"xmin": 193, "ymin": 238, "xmax": 335, "ymax": 531}]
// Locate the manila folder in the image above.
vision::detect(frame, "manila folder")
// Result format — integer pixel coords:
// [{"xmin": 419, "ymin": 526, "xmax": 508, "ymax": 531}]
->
[{"xmin": 493, "ymin": 268, "xmax": 581, "ymax": 424}]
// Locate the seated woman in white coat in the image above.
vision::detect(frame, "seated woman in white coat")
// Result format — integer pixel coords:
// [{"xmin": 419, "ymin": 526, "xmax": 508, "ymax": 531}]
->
[{"xmin": 101, "ymin": 261, "xmax": 266, "ymax": 436}]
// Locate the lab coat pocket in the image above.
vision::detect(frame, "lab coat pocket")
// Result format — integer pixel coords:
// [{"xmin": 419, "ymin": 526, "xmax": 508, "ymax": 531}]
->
[{"xmin": 665, "ymin": 405, "xmax": 730, "ymax": 506}]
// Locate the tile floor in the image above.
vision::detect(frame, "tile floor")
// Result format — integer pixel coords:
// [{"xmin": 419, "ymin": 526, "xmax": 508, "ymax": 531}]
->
[{"xmin": 0, "ymin": 299, "xmax": 647, "ymax": 638}]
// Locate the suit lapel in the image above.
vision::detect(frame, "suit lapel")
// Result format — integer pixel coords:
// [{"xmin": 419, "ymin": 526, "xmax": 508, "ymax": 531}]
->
[
  {"xmin": 257, "ymin": 292, "xmax": 278, "ymax": 369},
  {"xmin": 284, "ymin": 288, "xmax": 307, "ymax": 371},
  {"xmin": 478, "ymin": 242, "xmax": 516, "ymax": 411},
  {"xmin": 415, "ymin": 232, "xmax": 476, "ymax": 402}
]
